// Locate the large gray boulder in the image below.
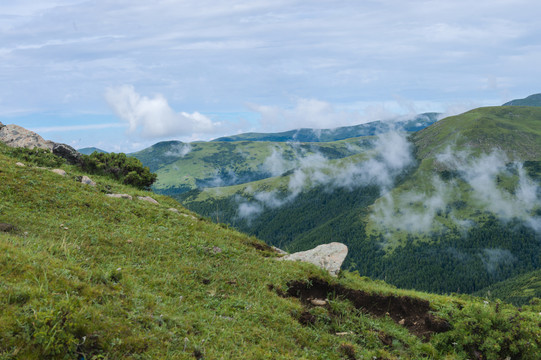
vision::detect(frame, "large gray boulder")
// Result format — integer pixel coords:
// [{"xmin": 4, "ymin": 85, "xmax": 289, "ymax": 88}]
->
[
  {"xmin": 0, "ymin": 124, "xmax": 54, "ymax": 150},
  {"xmin": 280, "ymin": 242, "xmax": 348, "ymax": 276}
]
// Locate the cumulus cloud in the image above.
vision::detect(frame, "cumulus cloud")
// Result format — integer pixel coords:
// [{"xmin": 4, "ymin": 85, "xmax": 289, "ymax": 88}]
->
[
  {"xmin": 249, "ymin": 98, "xmax": 364, "ymax": 132},
  {"xmin": 105, "ymin": 85, "xmax": 220, "ymax": 139}
]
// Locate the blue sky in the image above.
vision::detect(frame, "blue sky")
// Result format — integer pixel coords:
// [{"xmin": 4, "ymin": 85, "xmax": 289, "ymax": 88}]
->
[{"xmin": 1, "ymin": 0, "xmax": 540, "ymax": 152}]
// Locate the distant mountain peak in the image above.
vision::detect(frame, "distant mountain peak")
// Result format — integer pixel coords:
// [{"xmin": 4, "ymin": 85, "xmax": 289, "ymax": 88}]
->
[{"xmin": 502, "ymin": 93, "xmax": 541, "ymax": 106}]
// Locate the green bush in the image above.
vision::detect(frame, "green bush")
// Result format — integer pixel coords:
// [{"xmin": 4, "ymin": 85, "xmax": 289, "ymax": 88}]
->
[
  {"xmin": 434, "ymin": 301, "xmax": 541, "ymax": 359},
  {"xmin": 80, "ymin": 152, "xmax": 157, "ymax": 190}
]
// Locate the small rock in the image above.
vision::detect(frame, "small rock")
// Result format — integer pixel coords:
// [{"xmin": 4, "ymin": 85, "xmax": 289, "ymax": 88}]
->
[
  {"xmin": 279, "ymin": 242, "xmax": 348, "ymax": 277},
  {"xmin": 80, "ymin": 175, "xmax": 96, "ymax": 186},
  {"xmin": 168, "ymin": 208, "xmax": 179, "ymax": 213},
  {"xmin": 51, "ymin": 169, "xmax": 66, "ymax": 176},
  {"xmin": 0, "ymin": 223, "xmax": 16, "ymax": 232},
  {"xmin": 15, "ymin": 162, "xmax": 25, "ymax": 167},
  {"xmin": 212, "ymin": 246, "xmax": 223, "ymax": 254},
  {"xmin": 310, "ymin": 299, "xmax": 327, "ymax": 306},
  {"xmin": 272, "ymin": 246, "xmax": 288, "ymax": 255},
  {"xmin": 398, "ymin": 319, "xmax": 406, "ymax": 325},
  {"xmin": 106, "ymin": 193, "xmax": 133, "ymax": 200},
  {"xmin": 335, "ymin": 331, "xmax": 353, "ymax": 336},
  {"xmin": 137, "ymin": 196, "xmax": 159, "ymax": 204}
]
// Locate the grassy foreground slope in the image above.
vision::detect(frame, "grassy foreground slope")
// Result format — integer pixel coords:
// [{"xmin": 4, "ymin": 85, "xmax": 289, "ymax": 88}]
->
[{"xmin": 1, "ymin": 144, "xmax": 540, "ymax": 359}]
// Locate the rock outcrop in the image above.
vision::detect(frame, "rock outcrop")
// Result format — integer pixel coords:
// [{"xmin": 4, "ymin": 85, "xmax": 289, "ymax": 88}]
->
[
  {"xmin": 52, "ymin": 143, "xmax": 81, "ymax": 165},
  {"xmin": 0, "ymin": 123, "xmax": 83, "ymax": 165},
  {"xmin": 280, "ymin": 242, "xmax": 348, "ymax": 276},
  {"xmin": 0, "ymin": 124, "xmax": 54, "ymax": 150}
]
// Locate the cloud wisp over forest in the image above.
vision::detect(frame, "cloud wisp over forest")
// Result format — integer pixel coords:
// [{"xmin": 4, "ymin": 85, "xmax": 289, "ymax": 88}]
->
[{"xmin": 371, "ymin": 148, "xmax": 541, "ymax": 235}]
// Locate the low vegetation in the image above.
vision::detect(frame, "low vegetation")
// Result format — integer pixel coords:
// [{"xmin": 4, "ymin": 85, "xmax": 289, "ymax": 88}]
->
[{"xmin": 1, "ymin": 139, "xmax": 540, "ymax": 359}]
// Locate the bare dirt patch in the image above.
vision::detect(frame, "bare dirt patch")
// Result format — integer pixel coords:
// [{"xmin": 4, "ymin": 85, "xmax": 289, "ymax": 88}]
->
[{"xmin": 284, "ymin": 277, "xmax": 451, "ymax": 340}]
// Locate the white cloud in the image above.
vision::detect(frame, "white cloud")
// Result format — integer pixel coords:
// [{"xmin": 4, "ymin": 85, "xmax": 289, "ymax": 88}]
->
[
  {"xmin": 248, "ymin": 98, "xmax": 364, "ymax": 131},
  {"xmin": 105, "ymin": 85, "xmax": 220, "ymax": 139}
]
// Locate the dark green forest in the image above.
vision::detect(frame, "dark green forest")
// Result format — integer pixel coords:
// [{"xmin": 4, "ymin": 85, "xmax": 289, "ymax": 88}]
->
[{"xmin": 182, "ymin": 181, "xmax": 541, "ymax": 299}]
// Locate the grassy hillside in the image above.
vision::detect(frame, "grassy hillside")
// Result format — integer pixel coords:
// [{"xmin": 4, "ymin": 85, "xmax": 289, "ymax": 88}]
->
[
  {"xmin": 503, "ymin": 93, "xmax": 541, "ymax": 106},
  {"xmin": 3, "ymin": 143, "xmax": 540, "ymax": 359},
  {"xmin": 411, "ymin": 106, "xmax": 541, "ymax": 160},
  {"xmin": 213, "ymin": 113, "xmax": 439, "ymax": 142},
  {"xmin": 475, "ymin": 269, "xmax": 541, "ymax": 306}
]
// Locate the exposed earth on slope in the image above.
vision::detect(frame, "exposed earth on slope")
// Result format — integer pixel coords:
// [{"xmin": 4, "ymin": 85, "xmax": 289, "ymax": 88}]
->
[{"xmin": 282, "ymin": 277, "xmax": 451, "ymax": 341}]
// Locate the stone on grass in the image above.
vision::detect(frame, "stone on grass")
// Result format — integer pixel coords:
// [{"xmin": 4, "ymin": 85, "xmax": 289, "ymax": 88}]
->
[
  {"xmin": 168, "ymin": 208, "xmax": 180, "ymax": 213},
  {"xmin": 80, "ymin": 175, "xmax": 96, "ymax": 186},
  {"xmin": 51, "ymin": 169, "xmax": 67, "ymax": 176},
  {"xmin": 137, "ymin": 196, "xmax": 159, "ymax": 204},
  {"xmin": 15, "ymin": 162, "xmax": 25, "ymax": 167},
  {"xmin": 272, "ymin": 246, "xmax": 288, "ymax": 255},
  {"xmin": 310, "ymin": 299, "xmax": 327, "ymax": 306},
  {"xmin": 0, "ymin": 223, "xmax": 16, "ymax": 232},
  {"xmin": 280, "ymin": 242, "xmax": 348, "ymax": 277},
  {"xmin": 106, "ymin": 193, "xmax": 133, "ymax": 200}
]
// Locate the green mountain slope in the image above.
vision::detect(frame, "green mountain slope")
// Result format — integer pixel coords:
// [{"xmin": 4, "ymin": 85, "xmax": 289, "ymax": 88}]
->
[
  {"xmin": 475, "ymin": 269, "xmax": 541, "ymax": 305},
  {"xmin": 78, "ymin": 147, "xmax": 108, "ymax": 155},
  {"xmin": 180, "ymin": 106, "xmax": 541, "ymax": 299},
  {"xmin": 411, "ymin": 106, "xmax": 541, "ymax": 160},
  {"xmin": 503, "ymin": 93, "xmax": 541, "ymax": 106},
  {"xmin": 213, "ymin": 113, "xmax": 439, "ymax": 142},
  {"xmin": 3, "ymin": 143, "xmax": 540, "ymax": 359},
  {"xmin": 132, "ymin": 137, "xmax": 373, "ymax": 196}
]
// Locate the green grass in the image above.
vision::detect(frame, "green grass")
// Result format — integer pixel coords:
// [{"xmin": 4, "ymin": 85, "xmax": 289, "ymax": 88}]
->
[
  {"xmin": 412, "ymin": 106, "xmax": 541, "ymax": 160},
  {"xmin": 1, "ymin": 142, "xmax": 540, "ymax": 359}
]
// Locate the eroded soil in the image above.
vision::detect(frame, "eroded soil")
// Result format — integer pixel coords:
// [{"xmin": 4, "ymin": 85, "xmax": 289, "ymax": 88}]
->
[{"xmin": 284, "ymin": 277, "xmax": 451, "ymax": 340}]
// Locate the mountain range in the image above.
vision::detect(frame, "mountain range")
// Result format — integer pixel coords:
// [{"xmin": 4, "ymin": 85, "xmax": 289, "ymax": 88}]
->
[
  {"xmin": 1, "ymin": 97, "xmax": 541, "ymax": 358},
  {"xmin": 131, "ymin": 100, "xmax": 541, "ymax": 304}
]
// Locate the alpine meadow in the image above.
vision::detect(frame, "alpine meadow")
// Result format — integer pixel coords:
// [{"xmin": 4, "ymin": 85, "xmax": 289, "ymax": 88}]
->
[{"xmin": 2, "ymin": 1, "xmax": 541, "ymax": 359}]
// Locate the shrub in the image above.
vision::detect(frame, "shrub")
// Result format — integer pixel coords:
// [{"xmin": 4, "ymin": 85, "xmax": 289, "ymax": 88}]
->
[
  {"xmin": 80, "ymin": 152, "xmax": 157, "ymax": 190},
  {"xmin": 434, "ymin": 301, "xmax": 541, "ymax": 359}
]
